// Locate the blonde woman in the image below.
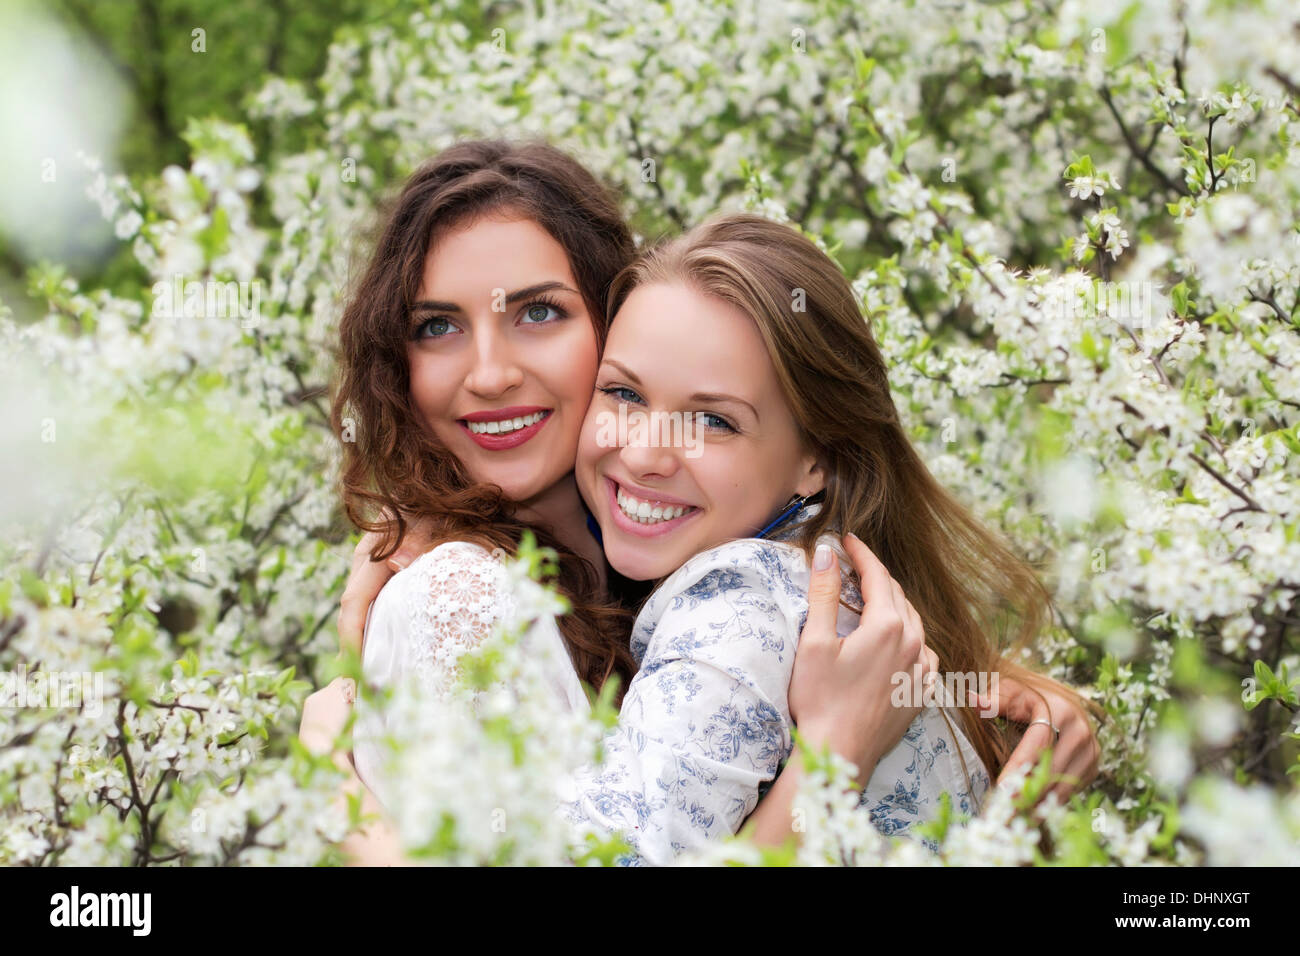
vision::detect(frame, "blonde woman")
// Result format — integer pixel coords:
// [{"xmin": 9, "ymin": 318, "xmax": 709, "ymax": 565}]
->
[{"xmin": 564, "ymin": 213, "xmax": 1102, "ymax": 854}]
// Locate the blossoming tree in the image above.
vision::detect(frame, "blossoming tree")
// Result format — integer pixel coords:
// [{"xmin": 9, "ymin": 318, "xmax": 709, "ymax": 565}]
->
[{"xmin": 1, "ymin": 0, "xmax": 1298, "ymax": 865}]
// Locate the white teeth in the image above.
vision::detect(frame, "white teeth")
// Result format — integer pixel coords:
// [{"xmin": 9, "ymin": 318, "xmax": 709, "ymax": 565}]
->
[
  {"xmin": 467, "ymin": 411, "xmax": 546, "ymax": 435},
  {"xmin": 616, "ymin": 487, "xmax": 693, "ymax": 525}
]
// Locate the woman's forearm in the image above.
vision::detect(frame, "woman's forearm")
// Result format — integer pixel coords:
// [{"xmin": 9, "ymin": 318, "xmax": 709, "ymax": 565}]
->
[
  {"xmin": 744, "ymin": 727, "xmax": 881, "ymax": 849},
  {"xmin": 335, "ymin": 759, "xmax": 412, "ymax": 866},
  {"xmin": 743, "ymin": 753, "xmax": 809, "ymax": 848}
]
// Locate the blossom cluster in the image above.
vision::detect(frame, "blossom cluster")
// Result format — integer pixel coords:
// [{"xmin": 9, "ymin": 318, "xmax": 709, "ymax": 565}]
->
[{"xmin": 2, "ymin": 0, "xmax": 1298, "ymax": 865}]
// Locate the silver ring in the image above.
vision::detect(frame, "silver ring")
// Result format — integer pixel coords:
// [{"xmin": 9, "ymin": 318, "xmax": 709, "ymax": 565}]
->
[{"xmin": 1027, "ymin": 717, "xmax": 1059, "ymax": 744}]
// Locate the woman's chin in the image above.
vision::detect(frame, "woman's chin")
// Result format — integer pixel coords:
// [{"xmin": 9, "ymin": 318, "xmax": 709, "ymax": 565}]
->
[
  {"xmin": 604, "ymin": 539, "xmax": 678, "ymax": 583},
  {"xmin": 468, "ymin": 466, "xmax": 560, "ymax": 504}
]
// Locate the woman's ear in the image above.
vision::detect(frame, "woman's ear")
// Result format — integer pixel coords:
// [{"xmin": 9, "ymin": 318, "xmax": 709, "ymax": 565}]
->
[{"xmin": 794, "ymin": 454, "xmax": 826, "ymax": 499}]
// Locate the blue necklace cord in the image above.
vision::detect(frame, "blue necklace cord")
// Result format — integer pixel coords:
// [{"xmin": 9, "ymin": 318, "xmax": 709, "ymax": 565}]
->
[
  {"xmin": 585, "ymin": 510, "xmax": 603, "ymax": 546},
  {"xmin": 756, "ymin": 492, "xmax": 824, "ymax": 540}
]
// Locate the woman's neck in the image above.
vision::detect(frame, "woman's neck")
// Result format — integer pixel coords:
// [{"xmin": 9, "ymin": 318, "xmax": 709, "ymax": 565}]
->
[{"xmin": 514, "ymin": 473, "xmax": 608, "ymax": 593}]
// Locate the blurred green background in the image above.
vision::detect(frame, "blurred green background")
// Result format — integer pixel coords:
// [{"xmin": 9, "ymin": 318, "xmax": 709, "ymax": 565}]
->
[{"xmin": 0, "ymin": 0, "xmax": 426, "ymax": 293}]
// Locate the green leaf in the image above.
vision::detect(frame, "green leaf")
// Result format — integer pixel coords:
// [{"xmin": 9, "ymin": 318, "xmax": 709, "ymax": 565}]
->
[
  {"xmin": 1171, "ymin": 281, "xmax": 1190, "ymax": 317},
  {"xmin": 19, "ymin": 569, "xmax": 49, "ymax": 608}
]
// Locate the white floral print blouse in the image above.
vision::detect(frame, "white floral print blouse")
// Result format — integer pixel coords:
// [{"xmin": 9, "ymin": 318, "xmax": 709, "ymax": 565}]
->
[{"xmin": 558, "ymin": 519, "xmax": 990, "ymax": 864}]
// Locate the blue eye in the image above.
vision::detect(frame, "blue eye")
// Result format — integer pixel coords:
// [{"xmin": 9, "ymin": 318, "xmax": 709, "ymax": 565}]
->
[
  {"xmin": 696, "ymin": 412, "xmax": 737, "ymax": 433},
  {"xmin": 414, "ymin": 316, "xmax": 456, "ymax": 339},
  {"xmin": 522, "ymin": 302, "xmax": 562, "ymax": 324},
  {"xmin": 599, "ymin": 385, "xmax": 644, "ymax": 405}
]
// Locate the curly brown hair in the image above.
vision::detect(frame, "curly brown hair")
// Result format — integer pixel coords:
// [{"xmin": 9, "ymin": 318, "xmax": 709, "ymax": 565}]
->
[{"xmin": 332, "ymin": 139, "xmax": 639, "ymax": 700}]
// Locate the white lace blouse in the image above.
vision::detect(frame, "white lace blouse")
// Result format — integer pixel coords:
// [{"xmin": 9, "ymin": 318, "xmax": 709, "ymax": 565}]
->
[
  {"xmin": 353, "ymin": 533, "xmax": 990, "ymax": 865},
  {"xmin": 351, "ymin": 541, "xmax": 590, "ymax": 813}
]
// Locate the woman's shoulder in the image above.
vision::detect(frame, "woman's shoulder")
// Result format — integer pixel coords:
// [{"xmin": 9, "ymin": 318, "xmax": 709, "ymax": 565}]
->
[
  {"xmin": 377, "ymin": 539, "xmax": 508, "ymax": 605},
  {"xmin": 412, "ymin": 538, "xmax": 506, "ymax": 570},
  {"xmin": 630, "ymin": 538, "xmax": 813, "ymax": 663},
  {"xmin": 365, "ymin": 539, "xmax": 515, "ymax": 667},
  {"xmin": 652, "ymin": 530, "xmax": 858, "ymax": 607},
  {"xmin": 655, "ymin": 537, "xmax": 810, "ymax": 609}
]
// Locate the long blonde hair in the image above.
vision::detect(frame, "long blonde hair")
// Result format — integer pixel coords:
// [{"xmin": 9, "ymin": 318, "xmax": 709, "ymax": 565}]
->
[{"xmin": 608, "ymin": 212, "xmax": 1097, "ymax": 779}]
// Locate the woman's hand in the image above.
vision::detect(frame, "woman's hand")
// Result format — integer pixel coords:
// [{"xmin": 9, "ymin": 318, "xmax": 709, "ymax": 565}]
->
[
  {"xmin": 338, "ymin": 518, "xmax": 436, "ymax": 656},
  {"xmin": 299, "ymin": 676, "xmax": 357, "ymax": 769},
  {"xmin": 744, "ymin": 532, "xmax": 936, "ymax": 847},
  {"xmin": 298, "ymin": 675, "xmax": 413, "ymax": 866},
  {"xmin": 789, "ymin": 532, "xmax": 937, "ymax": 783},
  {"xmin": 974, "ymin": 677, "xmax": 1101, "ymax": 802}
]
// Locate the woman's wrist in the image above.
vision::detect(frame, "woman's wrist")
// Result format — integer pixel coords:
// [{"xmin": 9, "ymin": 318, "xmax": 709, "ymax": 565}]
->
[{"xmin": 793, "ymin": 718, "xmax": 880, "ymax": 785}]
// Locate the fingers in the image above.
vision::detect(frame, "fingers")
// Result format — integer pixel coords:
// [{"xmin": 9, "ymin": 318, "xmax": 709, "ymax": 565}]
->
[
  {"xmin": 391, "ymin": 514, "xmax": 436, "ymax": 569},
  {"xmin": 339, "ymin": 532, "xmax": 395, "ymax": 656},
  {"xmin": 921, "ymin": 644, "xmax": 940, "ymax": 700},
  {"xmin": 799, "ymin": 543, "xmax": 843, "ymax": 657},
  {"xmin": 898, "ymin": 590, "xmax": 927, "ymax": 667},
  {"xmin": 299, "ymin": 677, "xmax": 356, "ymax": 755},
  {"xmin": 843, "ymin": 532, "xmax": 892, "ymax": 621},
  {"xmin": 887, "ymin": 577, "xmax": 908, "ymax": 627},
  {"xmin": 976, "ymin": 675, "xmax": 1033, "ymax": 723},
  {"xmin": 998, "ymin": 719, "xmax": 1094, "ymax": 808},
  {"xmin": 340, "ymin": 514, "xmax": 436, "ymax": 657},
  {"xmin": 405, "ymin": 514, "xmax": 438, "ymax": 553},
  {"xmin": 1045, "ymin": 719, "xmax": 1102, "ymax": 802},
  {"xmin": 840, "ymin": 535, "xmax": 910, "ymax": 673},
  {"xmin": 1046, "ymin": 758, "xmax": 1088, "ymax": 802},
  {"xmin": 339, "ymin": 565, "xmax": 390, "ymax": 656},
  {"xmin": 996, "ymin": 719, "xmax": 1055, "ymax": 787},
  {"xmin": 888, "ymin": 581, "xmax": 930, "ymax": 706},
  {"xmin": 1084, "ymin": 726, "xmax": 1101, "ymax": 783},
  {"xmin": 1007, "ymin": 689, "xmax": 1056, "ymax": 778},
  {"xmin": 982, "ymin": 677, "xmax": 1101, "ymax": 803},
  {"xmin": 900, "ymin": 593, "xmax": 923, "ymax": 638},
  {"xmin": 908, "ymin": 652, "xmax": 926, "ymax": 714}
]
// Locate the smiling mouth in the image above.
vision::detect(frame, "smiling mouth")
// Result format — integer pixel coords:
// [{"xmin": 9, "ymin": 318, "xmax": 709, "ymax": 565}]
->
[
  {"xmin": 461, "ymin": 410, "xmax": 550, "ymax": 435},
  {"xmin": 457, "ymin": 408, "xmax": 553, "ymax": 450},
  {"xmin": 612, "ymin": 481, "xmax": 699, "ymax": 526}
]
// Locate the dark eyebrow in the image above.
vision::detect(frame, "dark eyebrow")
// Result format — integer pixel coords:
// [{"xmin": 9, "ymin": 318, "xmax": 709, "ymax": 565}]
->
[
  {"xmin": 411, "ymin": 281, "xmax": 580, "ymax": 314},
  {"xmin": 504, "ymin": 281, "xmax": 579, "ymax": 304},
  {"xmin": 602, "ymin": 359, "xmax": 759, "ymax": 420}
]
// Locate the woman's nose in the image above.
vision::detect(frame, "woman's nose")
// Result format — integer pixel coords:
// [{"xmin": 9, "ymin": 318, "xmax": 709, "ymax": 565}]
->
[
  {"xmin": 617, "ymin": 412, "xmax": 682, "ymax": 480},
  {"xmin": 463, "ymin": 325, "xmax": 524, "ymax": 398}
]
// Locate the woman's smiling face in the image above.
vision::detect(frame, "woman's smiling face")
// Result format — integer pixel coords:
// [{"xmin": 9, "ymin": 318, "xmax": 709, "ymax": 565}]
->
[
  {"xmin": 576, "ymin": 281, "xmax": 824, "ymax": 582},
  {"xmin": 407, "ymin": 213, "xmax": 600, "ymax": 506}
]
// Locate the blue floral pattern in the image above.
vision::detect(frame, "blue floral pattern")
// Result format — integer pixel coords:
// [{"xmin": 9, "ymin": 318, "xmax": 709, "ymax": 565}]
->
[{"xmin": 563, "ymin": 526, "xmax": 991, "ymax": 865}]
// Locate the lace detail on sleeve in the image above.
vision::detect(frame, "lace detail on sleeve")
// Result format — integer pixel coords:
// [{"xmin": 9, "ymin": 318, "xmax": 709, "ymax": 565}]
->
[{"xmin": 402, "ymin": 541, "xmax": 515, "ymax": 698}]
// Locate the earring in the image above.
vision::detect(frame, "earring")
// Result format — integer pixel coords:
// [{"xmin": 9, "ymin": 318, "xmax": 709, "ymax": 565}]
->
[{"xmin": 756, "ymin": 492, "xmax": 818, "ymax": 539}]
